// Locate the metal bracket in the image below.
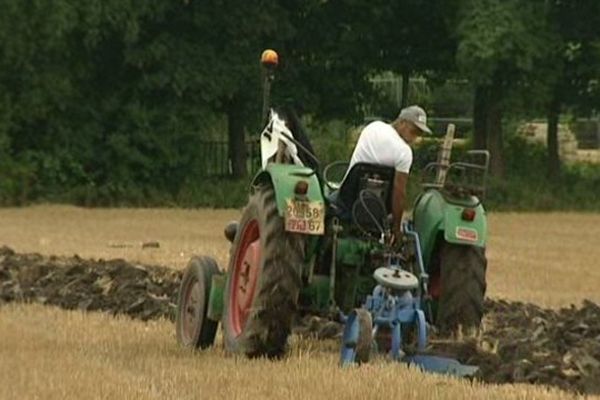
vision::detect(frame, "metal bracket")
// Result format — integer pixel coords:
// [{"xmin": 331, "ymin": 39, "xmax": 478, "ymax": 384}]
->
[{"xmin": 328, "ymin": 217, "xmax": 342, "ymax": 314}]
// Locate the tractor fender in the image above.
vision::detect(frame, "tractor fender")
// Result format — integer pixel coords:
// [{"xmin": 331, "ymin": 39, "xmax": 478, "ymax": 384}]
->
[
  {"xmin": 413, "ymin": 190, "xmax": 487, "ymax": 266},
  {"xmin": 442, "ymin": 201, "xmax": 487, "ymax": 247},
  {"xmin": 251, "ymin": 163, "xmax": 324, "ymax": 217}
]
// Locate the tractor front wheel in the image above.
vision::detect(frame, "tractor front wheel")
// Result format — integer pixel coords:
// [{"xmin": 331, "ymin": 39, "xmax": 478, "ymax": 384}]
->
[
  {"xmin": 222, "ymin": 185, "xmax": 305, "ymax": 358},
  {"xmin": 176, "ymin": 256, "xmax": 221, "ymax": 349},
  {"xmin": 436, "ymin": 241, "xmax": 487, "ymax": 334}
]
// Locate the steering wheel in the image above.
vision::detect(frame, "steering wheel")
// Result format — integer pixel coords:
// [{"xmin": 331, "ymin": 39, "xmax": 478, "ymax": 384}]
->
[{"xmin": 323, "ymin": 161, "xmax": 349, "ymax": 191}]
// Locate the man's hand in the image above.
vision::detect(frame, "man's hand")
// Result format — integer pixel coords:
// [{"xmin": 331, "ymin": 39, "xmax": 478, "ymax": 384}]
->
[{"xmin": 390, "ymin": 231, "xmax": 403, "ymax": 247}]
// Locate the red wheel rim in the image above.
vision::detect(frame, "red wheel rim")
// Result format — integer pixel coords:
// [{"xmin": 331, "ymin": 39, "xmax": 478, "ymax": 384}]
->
[
  {"xmin": 182, "ymin": 277, "xmax": 204, "ymax": 344},
  {"xmin": 229, "ymin": 219, "xmax": 261, "ymax": 337}
]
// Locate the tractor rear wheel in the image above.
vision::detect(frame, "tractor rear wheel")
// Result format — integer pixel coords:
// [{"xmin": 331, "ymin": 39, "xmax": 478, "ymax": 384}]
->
[
  {"xmin": 222, "ymin": 185, "xmax": 305, "ymax": 358},
  {"xmin": 176, "ymin": 256, "xmax": 221, "ymax": 349},
  {"xmin": 436, "ymin": 241, "xmax": 487, "ymax": 334}
]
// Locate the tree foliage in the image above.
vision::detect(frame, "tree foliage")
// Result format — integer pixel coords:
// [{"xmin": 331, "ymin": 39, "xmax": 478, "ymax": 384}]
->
[
  {"xmin": 453, "ymin": 0, "xmax": 554, "ymax": 176},
  {"xmin": 0, "ymin": 0, "xmax": 598, "ymax": 204}
]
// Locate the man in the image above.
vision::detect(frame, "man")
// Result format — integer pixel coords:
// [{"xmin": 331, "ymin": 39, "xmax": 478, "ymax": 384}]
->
[{"xmin": 347, "ymin": 105, "xmax": 431, "ymax": 240}]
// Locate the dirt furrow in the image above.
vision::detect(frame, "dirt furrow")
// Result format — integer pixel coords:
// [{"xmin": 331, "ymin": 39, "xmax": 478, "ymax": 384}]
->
[{"xmin": 1, "ymin": 246, "xmax": 599, "ymax": 395}]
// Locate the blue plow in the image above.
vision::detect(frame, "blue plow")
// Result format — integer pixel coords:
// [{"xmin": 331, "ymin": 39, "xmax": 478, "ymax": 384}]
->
[
  {"xmin": 339, "ymin": 288, "xmax": 479, "ymax": 377},
  {"xmin": 339, "ymin": 225, "xmax": 479, "ymax": 378}
]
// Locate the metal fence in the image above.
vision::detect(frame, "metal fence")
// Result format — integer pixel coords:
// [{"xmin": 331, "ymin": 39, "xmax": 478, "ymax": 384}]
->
[
  {"xmin": 198, "ymin": 117, "xmax": 599, "ymax": 177},
  {"xmin": 198, "ymin": 140, "xmax": 261, "ymax": 177}
]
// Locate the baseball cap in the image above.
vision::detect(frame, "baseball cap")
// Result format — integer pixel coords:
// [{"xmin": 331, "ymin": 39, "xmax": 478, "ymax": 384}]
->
[{"xmin": 398, "ymin": 105, "xmax": 432, "ymax": 134}]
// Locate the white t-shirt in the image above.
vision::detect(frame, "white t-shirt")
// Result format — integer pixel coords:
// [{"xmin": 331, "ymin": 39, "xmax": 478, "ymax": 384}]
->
[{"xmin": 348, "ymin": 121, "xmax": 413, "ymax": 174}]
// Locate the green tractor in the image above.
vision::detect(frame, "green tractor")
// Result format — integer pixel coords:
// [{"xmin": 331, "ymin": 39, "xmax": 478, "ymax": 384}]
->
[{"xmin": 175, "ymin": 50, "xmax": 488, "ymax": 372}]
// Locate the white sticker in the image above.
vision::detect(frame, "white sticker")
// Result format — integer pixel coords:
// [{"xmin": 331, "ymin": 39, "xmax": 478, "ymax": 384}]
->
[{"xmin": 456, "ymin": 227, "xmax": 478, "ymax": 242}]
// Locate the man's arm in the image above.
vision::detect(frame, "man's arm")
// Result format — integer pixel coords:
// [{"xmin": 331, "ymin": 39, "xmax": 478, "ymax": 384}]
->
[{"xmin": 392, "ymin": 171, "xmax": 409, "ymax": 237}]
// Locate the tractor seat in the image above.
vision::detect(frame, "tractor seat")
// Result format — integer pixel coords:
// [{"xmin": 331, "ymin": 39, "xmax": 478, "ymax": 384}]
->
[{"xmin": 330, "ymin": 162, "xmax": 395, "ymax": 234}]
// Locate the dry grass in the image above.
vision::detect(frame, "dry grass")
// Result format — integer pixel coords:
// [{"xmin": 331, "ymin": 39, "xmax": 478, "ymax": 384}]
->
[
  {"xmin": 1, "ymin": 206, "xmax": 600, "ymax": 399},
  {"xmin": 486, "ymin": 212, "xmax": 600, "ymax": 307},
  {"xmin": 1, "ymin": 205, "xmax": 599, "ymax": 307},
  {"xmin": 0, "ymin": 205, "xmax": 238, "ymax": 269},
  {"xmin": 0, "ymin": 304, "xmax": 584, "ymax": 400}
]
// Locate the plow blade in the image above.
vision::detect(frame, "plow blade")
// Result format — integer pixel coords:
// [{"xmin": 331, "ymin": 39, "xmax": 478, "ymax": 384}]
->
[{"xmin": 405, "ymin": 355, "xmax": 479, "ymax": 378}]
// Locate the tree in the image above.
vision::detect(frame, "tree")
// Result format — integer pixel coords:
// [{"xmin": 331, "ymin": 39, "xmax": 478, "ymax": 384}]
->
[
  {"xmin": 543, "ymin": 0, "xmax": 600, "ymax": 177},
  {"xmin": 269, "ymin": 0, "xmax": 457, "ymax": 125},
  {"xmin": 368, "ymin": 0, "xmax": 457, "ymax": 110},
  {"xmin": 0, "ymin": 0, "xmax": 307, "ymax": 190},
  {"xmin": 455, "ymin": 0, "xmax": 552, "ymax": 177},
  {"xmin": 118, "ymin": 1, "xmax": 303, "ymax": 179}
]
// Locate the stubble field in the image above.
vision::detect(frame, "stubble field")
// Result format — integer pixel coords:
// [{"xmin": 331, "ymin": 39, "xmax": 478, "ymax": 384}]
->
[{"xmin": 1, "ymin": 205, "xmax": 600, "ymax": 399}]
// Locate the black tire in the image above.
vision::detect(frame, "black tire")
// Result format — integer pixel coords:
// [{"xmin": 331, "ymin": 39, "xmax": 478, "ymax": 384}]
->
[
  {"xmin": 222, "ymin": 185, "xmax": 305, "ymax": 358},
  {"xmin": 354, "ymin": 309, "xmax": 373, "ymax": 363},
  {"xmin": 340, "ymin": 308, "xmax": 372, "ymax": 365},
  {"xmin": 436, "ymin": 241, "xmax": 487, "ymax": 334},
  {"xmin": 176, "ymin": 256, "xmax": 221, "ymax": 349}
]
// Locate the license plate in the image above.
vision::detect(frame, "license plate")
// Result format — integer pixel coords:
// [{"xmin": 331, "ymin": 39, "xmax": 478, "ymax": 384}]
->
[{"xmin": 285, "ymin": 199, "xmax": 325, "ymax": 235}]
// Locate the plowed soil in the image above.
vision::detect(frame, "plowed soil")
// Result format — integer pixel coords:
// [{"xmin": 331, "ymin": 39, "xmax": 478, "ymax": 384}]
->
[{"xmin": 1, "ymin": 246, "xmax": 599, "ymax": 395}]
